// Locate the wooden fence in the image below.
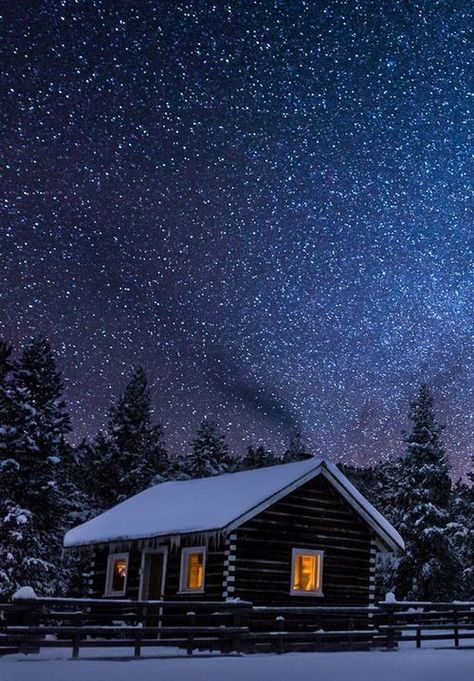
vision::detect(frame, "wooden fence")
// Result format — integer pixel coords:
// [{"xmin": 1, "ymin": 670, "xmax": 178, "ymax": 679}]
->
[{"xmin": 1, "ymin": 596, "xmax": 473, "ymax": 658}]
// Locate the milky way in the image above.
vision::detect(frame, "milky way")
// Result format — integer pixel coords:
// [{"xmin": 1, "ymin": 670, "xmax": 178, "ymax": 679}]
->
[{"xmin": 0, "ymin": 1, "xmax": 472, "ymax": 476}]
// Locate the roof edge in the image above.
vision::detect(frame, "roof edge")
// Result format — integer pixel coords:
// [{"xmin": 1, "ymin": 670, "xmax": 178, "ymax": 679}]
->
[
  {"xmin": 64, "ymin": 457, "xmax": 404, "ymax": 553},
  {"xmin": 224, "ymin": 460, "xmax": 404, "ymax": 553},
  {"xmin": 320, "ymin": 461, "xmax": 405, "ymax": 552},
  {"xmin": 223, "ymin": 461, "xmax": 325, "ymax": 534}
]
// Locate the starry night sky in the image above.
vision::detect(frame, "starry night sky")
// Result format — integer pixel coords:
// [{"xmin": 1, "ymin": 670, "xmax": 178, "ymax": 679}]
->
[{"xmin": 0, "ymin": 1, "xmax": 472, "ymax": 476}]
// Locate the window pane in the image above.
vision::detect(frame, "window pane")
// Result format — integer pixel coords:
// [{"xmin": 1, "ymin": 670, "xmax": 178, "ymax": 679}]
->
[
  {"xmin": 111, "ymin": 558, "xmax": 127, "ymax": 592},
  {"xmin": 293, "ymin": 553, "xmax": 319, "ymax": 592},
  {"xmin": 187, "ymin": 552, "xmax": 204, "ymax": 589}
]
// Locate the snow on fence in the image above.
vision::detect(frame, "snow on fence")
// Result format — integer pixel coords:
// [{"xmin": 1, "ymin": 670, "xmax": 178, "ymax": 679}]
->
[
  {"xmin": 376, "ymin": 601, "xmax": 474, "ymax": 650},
  {"xmin": 1, "ymin": 594, "xmax": 473, "ymax": 659}
]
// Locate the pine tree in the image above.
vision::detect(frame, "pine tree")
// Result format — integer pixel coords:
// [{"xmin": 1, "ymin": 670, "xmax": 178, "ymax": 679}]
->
[
  {"xmin": 393, "ymin": 384, "xmax": 458, "ymax": 601},
  {"xmin": 0, "ymin": 338, "xmax": 72, "ymax": 597},
  {"xmin": 240, "ymin": 444, "xmax": 277, "ymax": 470},
  {"xmin": 338, "ymin": 463, "xmax": 377, "ymax": 501},
  {"xmin": 450, "ymin": 460, "xmax": 474, "ymax": 600},
  {"xmin": 461, "ymin": 460, "xmax": 474, "ymax": 599},
  {"xmin": 107, "ymin": 367, "xmax": 168, "ymax": 501},
  {"xmin": 186, "ymin": 419, "xmax": 231, "ymax": 478},
  {"xmin": 281, "ymin": 432, "xmax": 312, "ymax": 463},
  {"xmin": 73, "ymin": 433, "xmax": 121, "ymax": 513}
]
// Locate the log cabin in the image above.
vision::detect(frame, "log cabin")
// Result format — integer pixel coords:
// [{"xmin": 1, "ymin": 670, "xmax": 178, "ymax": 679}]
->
[{"xmin": 64, "ymin": 457, "xmax": 403, "ymax": 607}]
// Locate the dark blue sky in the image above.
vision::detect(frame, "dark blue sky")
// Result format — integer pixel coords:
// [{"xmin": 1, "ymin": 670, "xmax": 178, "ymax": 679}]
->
[{"xmin": 0, "ymin": 1, "xmax": 472, "ymax": 475}]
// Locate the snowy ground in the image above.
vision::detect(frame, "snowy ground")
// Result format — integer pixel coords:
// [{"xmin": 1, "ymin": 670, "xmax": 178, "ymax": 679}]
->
[{"xmin": 1, "ymin": 645, "xmax": 473, "ymax": 681}]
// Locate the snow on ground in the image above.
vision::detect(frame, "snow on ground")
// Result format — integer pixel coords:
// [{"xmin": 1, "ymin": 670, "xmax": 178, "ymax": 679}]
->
[{"xmin": 1, "ymin": 646, "xmax": 473, "ymax": 681}]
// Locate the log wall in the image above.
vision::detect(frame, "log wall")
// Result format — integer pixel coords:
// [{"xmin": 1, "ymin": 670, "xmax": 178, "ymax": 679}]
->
[
  {"xmin": 233, "ymin": 475, "xmax": 373, "ymax": 605},
  {"xmin": 90, "ymin": 541, "xmax": 226, "ymax": 602}
]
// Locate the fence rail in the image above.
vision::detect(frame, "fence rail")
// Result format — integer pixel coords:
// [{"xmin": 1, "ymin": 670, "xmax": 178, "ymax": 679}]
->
[{"xmin": 1, "ymin": 596, "xmax": 473, "ymax": 658}]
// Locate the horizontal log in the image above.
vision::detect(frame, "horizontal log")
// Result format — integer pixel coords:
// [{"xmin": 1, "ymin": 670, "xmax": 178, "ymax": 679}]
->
[
  {"xmin": 0, "ymin": 637, "xmax": 236, "ymax": 648},
  {"xmin": 10, "ymin": 596, "xmax": 252, "ymax": 608},
  {"xmin": 6, "ymin": 625, "xmax": 249, "ymax": 635},
  {"xmin": 395, "ymin": 632, "xmax": 474, "ymax": 642},
  {"xmin": 252, "ymin": 502, "xmax": 364, "ymax": 520},
  {"xmin": 236, "ymin": 546, "xmax": 370, "ymax": 562},
  {"xmin": 252, "ymin": 605, "xmax": 376, "ymax": 614},
  {"xmin": 236, "ymin": 534, "xmax": 371, "ymax": 551},
  {"xmin": 233, "ymin": 568, "xmax": 370, "ymax": 586},
  {"xmin": 241, "ymin": 507, "xmax": 368, "ymax": 529}
]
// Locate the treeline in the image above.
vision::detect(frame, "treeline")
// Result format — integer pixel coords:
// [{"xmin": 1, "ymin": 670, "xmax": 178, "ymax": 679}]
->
[
  {"xmin": 0, "ymin": 337, "xmax": 310, "ymax": 599},
  {"xmin": 0, "ymin": 338, "xmax": 472, "ymax": 602}
]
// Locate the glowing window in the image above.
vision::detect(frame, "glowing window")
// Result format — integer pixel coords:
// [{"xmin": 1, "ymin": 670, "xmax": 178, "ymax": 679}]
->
[
  {"xmin": 179, "ymin": 547, "xmax": 206, "ymax": 592},
  {"xmin": 105, "ymin": 552, "xmax": 129, "ymax": 596},
  {"xmin": 290, "ymin": 548, "xmax": 323, "ymax": 596}
]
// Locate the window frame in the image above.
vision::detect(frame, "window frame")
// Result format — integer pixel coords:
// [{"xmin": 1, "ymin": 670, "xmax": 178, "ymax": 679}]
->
[
  {"xmin": 104, "ymin": 551, "xmax": 129, "ymax": 597},
  {"xmin": 178, "ymin": 546, "xmax": 207, "ymax": 594},
  {"xmin": 290, "ymin": 547, "xmax": 324, "ymax": 597}
]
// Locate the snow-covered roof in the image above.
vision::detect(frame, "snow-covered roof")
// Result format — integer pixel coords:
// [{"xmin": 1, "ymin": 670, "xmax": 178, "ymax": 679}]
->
[{"xmin": 64, "ymin": 457, "xmax": 404, "ymax": 552}]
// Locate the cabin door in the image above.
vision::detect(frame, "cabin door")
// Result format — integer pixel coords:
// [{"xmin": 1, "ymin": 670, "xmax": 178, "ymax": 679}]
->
[
  {"xmin": 140, "ymin": 550, "xmax": 166, "ymax": 600},
  {"xmin": 140, "ymin": 550, "xmax": 167, "ymax": 630}
]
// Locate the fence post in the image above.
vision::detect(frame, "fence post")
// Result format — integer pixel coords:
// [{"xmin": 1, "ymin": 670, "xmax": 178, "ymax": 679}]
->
[
  {"xmin": 134, "ymin": 628, "xmax": 143, "ymax": 658},
  {"xmin": 13, "ymin": 598, "xmax": 41, "ymax": 655},
  {"xmin": 72, "ymin": 631, "xmax": 80, "ymax": 659},
  {"xmin": 386, "ymin": 606, "xmax": 395, "ymax": 650},
  {"xmin": 314, "ymin": 611, "xmax": 321, "ymax": 652},
  {"xmin": 186, "ymin": 611, "xmax": 196, "ymax": 656},
  {"xmin": 276, "ymin": 615, "xmax": 285, "ymax": 654},
  {"xmin": 453, "ymin": 605, "xmax": 459, "ymax": 648},
  {"xmin": 348, "ymin": 617, "xmax": 354, "ymax": 650},
  {"xmin": 231, "ymin": 606, "xmax": 242, "ymax": 654}
]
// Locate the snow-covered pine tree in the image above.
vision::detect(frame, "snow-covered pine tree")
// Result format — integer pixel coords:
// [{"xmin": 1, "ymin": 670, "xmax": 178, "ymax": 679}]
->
[
  {"xmin": 107, "ymin": 367, "xmax": 168, "ymax": 501},
  {"xmin": 461, "ymin": 460, "xmax": 474, "ymax": 599},
  {"xmin": 450, "ymin": 460, "xmax": 474, "ymax": 600},
  {"xmin": 393, "ymin": 384, "xmax": 458, "ymax": 601},
  {"xmin": 240, "ymin": 444, "xmax": 277, "ymax": 470},
  {"xmin": 72, "ymin": 434, "xmax": 118, "ymax": 515},
  {"xmin": 0, "ymin": 338, "xmax": 72, "ymax": 597},
  {"xmin": 0, "ymin": 339, "xmax": 29, "ymax": 598},
  {"xmin": 75, "ymin": 431, "xmax": 133, "ymax": 513},
  {"xmin": 186, "ymin": 419, "xmax": 231, "ymax": 478},
  {"xmin": 281, "ymin": 432, "xmax": 312, "ymax": 463}
]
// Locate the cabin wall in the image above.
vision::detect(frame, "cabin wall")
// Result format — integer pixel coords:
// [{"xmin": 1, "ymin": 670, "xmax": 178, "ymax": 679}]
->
[
  {"xmin": 89, "ymin": 475, "xmax": 375, "ymax": 606},
  {"xmin": 232, "ymin": 475, "xmax": 374, "ymax": 605},
  {"xmin": 90, "ymin": 548, "xmax": 107, "ymax": 598},
  {"xmin": 90, "ymin": 540, "xmax": 226, "ymax": 601},
  {"xmin": 162, "ymin": 540, "xmax": 226, "ymax": 601}
]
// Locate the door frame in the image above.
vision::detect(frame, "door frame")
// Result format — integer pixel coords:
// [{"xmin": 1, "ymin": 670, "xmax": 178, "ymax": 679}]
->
[{"xmin": 138, "ymin": 547, "xmax": 168, "ymax": 601}]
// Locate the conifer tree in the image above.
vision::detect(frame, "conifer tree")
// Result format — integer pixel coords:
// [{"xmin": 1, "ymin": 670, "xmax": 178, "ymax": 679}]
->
[
  {"xmin": 187, "ymin": 419, "xmax": 231, "ymax": 478},
  {"xmin": 450, "ymin": 460, "xmax": 474, "ymax": 599},
  {"xmin": 338, "ymin": 463, "xmax": 373, "ymax": 498},
  {"xmin": 0, "ymin": 338, "xmax": 71, "ymax": 597},
  {"xmin": 393, "ymin": 384, "xmax": 458, "ymax": 601},
  {"xmin": 240, "ymin": 444, "xmax": 277, "ymax": 470},
  {"xmin": 461, "ymin": 460, "xmax": 474, "ymax": 599},
  {"xmin": 107, "ymin": 367, "xmax": 168, "ymax": 501},
  {"xmin": 281, "ymin": 432, "xmax": 312, "ymax": 463},
  {"xmin": 72, "ymin": 433, "xmax": 122, "ymax": 514}
]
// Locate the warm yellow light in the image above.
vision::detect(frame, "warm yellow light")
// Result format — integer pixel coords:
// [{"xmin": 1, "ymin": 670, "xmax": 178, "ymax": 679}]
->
[
  {"xmin": 293, "ymin": 553, "xmax": 320, "ymax": 592},
  {"xmin": 112, "ymin": 558, "xmax": 127, "ymax": 591},
  {"xmin": 187, "ymin": 552, "xmax": 204, "ymax": 589}
]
